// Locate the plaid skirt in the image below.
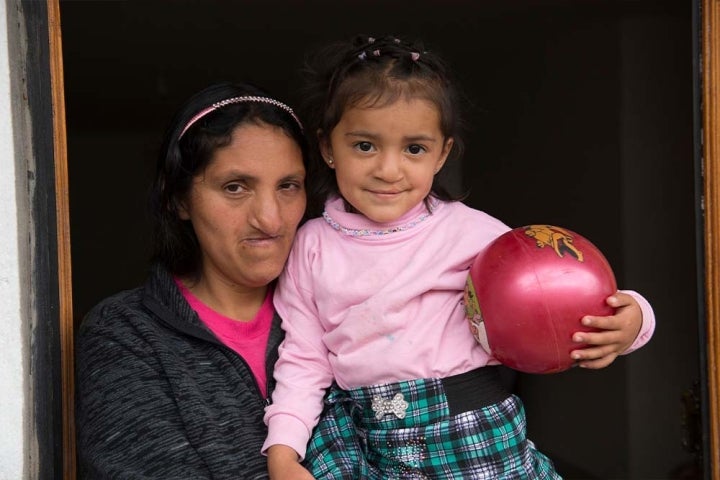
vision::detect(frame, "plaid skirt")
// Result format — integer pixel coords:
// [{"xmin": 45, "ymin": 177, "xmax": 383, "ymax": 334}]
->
[{"xmin": 303, "ymin": 367, "xmax": 561, "ymax": 479}]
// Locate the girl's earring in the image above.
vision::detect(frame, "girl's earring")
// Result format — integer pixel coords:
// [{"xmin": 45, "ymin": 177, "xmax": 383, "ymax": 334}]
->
[{"xmin": 327, "ymin": 157, "xmax": 334, "ymax": 166}]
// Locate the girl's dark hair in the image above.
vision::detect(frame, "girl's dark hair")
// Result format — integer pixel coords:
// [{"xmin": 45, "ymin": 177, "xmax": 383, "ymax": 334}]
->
[
  {"xmin": 149, "ymin": 81, "xmax": 307, "ymax": 277},
  {"xmin": 299, "ymin": 34, "xmax": 467, "ymax": 217}
]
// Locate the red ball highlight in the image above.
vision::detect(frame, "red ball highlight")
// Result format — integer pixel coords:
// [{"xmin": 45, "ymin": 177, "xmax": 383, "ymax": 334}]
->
[{"xmin": 464, "ymin": 225, "xmax": 617, "ymax": 374}]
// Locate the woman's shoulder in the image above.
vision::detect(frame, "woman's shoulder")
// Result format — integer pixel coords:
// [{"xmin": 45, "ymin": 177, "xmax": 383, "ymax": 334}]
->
[
  {"xmin": 74, "ymin": 285, "xmax": 164, "ymax": 374},
  {"xmin": 81, "ymin": 263, "xmax": 181, "ymax": 329},
  {"xmin": 80, "ymin": 286, "xmax": 146, "ymax": 332}
]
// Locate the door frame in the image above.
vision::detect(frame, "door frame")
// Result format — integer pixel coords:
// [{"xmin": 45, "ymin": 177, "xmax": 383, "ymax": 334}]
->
[
  {"xmin": 47, "ymin": 0, "xmax": 75, "ymax": 478},
  {"xmin": 701, "ymin": 0, "xmax": 720, "ymax": 475},
  {"xmin": 46, "ymin": 0, "xmax": 720, "ymax": 478}
]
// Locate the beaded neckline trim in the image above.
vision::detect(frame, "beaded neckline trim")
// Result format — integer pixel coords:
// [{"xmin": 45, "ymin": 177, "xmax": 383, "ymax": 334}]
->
[{"xmin": 322, "ymin": 200, "xmax": 438, "ymax": 237}]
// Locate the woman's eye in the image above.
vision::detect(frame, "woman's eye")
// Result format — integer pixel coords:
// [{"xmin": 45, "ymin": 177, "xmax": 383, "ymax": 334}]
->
[
  {"xmin": 355, "ymin": 141, "xmax": 374, "ymax": 153},
  {"xmin": 280, "ymin": 181, "xmax": 302, "ymax": 192},
  {"xmin": 225, "ymin": 183, "xmax": 246, "ymax": 194},
  {"xmin": 407, "ymin": 144, "xmax": 426, "ymax": 155}
]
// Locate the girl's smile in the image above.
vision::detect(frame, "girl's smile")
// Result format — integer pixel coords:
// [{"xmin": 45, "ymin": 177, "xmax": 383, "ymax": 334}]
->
[{"xmin": 321, "ymin": 97, "xmax": 453, "ymax": 224}]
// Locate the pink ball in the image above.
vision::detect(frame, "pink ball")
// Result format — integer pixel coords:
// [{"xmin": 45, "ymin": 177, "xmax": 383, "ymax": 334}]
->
[{"xmin": 464, "ymin": 225, "xmax": 617, "ymax": 374}]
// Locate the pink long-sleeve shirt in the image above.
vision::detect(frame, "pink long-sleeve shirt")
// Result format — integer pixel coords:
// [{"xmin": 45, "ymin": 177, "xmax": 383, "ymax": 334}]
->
[{"xmin": 263, "ymin": 197, "xmax": 655, "ymax": 458}]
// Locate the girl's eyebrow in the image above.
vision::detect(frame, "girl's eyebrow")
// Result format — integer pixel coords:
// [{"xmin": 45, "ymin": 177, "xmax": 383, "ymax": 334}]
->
[
  {"xmin": 345, "ymin": 131, "xmax": 439, "ymax": 143},
  {"xmin": 404, "ymin": 134, "xmax": 438, "ymax": 143},
  {"xmin": 344, "ymin": 130, "xmax": 377, "ymax": 139}
]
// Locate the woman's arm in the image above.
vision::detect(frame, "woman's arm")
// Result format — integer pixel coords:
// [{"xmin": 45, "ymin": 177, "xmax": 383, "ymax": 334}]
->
[{"xmin": 76, "ymin": 319, "xmax": 210, "ymax": 480}]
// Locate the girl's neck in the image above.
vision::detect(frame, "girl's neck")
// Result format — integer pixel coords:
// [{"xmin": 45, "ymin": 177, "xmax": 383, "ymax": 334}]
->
[
  {"xmin": 341, "ymin": 195, "xmax": 437, "ymax": 218},
  {"xmin": 324, "ymin": 196, "xmax": 439, "ymax": 238}
]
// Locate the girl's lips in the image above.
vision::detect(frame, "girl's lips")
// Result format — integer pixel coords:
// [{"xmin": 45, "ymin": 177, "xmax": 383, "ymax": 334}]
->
[{"xmin": 368, "ymin": 189, "xmax": 403, "ymax": 196}]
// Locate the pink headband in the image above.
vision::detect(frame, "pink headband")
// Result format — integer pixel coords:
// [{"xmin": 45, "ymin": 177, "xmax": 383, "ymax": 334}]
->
[{"xmin": 179, "ymin": 95, "xmax": 302, "ymax": 138}]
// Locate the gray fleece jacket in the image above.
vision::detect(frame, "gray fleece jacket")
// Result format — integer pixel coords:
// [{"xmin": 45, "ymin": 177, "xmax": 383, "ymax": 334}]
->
[{"xmin": 76, "ymin": 264, "xmax": 283, "ymax": 479}]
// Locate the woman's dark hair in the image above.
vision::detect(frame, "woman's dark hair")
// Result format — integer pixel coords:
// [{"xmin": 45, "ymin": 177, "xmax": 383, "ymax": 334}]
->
[
  {"xmin": 299, "ymin": 34, "xmax": 468, "ymax": 217},
  {"xmin": 149, "ymin": 81, "xmax": 307, "ymax": 277}
]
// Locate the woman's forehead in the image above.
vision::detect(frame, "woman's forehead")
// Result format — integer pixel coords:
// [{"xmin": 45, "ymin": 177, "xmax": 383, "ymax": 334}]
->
[{"xmin": 204, "ymin": 124, "xmax": 304, "ymax": 176}]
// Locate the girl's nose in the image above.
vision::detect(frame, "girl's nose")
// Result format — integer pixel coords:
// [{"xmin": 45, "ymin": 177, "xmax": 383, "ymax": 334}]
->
[{"xmin": 374, "ymin": 152, "xmax": 403, "ymax": 182}]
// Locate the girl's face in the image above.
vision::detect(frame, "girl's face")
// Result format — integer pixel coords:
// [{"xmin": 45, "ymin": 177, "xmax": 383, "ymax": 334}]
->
[
  {"xmin": 180, "ymin": 123, "xmax": 306, "ymax": 292},
  {"xmin": 321, "ymin": 98, "xmax": 452, "ymax": 223}
]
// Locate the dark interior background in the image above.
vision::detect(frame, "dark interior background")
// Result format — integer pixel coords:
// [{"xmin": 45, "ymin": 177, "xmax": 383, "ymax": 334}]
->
[{"xmin": 60, "ymin": 1, "xmax": 701, "ymax": 478}]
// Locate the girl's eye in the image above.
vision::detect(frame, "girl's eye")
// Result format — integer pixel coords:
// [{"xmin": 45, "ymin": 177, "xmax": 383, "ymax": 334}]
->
[
  {"xmin": 355, "ymin": 141, "xmax": 374, "ymax": 153},
  {"xmin": 407, "ymin": 144, "xmax": 426, "ymax": 155}
]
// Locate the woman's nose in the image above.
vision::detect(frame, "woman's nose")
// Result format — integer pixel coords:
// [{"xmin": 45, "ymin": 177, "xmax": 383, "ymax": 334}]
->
[{"xmin": 250, "ymin": 191, "xmax": 282, "ymax": 234}]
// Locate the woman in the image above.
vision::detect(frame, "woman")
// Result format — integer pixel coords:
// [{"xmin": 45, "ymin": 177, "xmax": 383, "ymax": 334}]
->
[{"xmin": 75, "ymin": 81, "xmax": 307, "ymax": 479}]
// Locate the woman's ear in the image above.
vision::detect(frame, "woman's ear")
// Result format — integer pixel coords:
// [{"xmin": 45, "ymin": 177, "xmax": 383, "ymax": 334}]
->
[{"xmin": 176, "ymin": 198, "xmax": 190, "ymax": 220}]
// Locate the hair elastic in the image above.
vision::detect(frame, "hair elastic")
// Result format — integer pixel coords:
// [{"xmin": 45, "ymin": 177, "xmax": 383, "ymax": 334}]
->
[{"xmin": 179, "ymin": 95, "xmax": 302, "ymax": 138}]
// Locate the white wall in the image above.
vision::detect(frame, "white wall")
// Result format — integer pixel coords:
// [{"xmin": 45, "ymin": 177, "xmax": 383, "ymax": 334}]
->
[{"xmin": 0, "ymin": 0, "xmax": 31, "ymax": 478}]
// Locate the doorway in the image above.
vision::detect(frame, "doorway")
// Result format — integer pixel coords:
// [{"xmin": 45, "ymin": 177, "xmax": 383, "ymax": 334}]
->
[{"xmin": 60, "ymin": 1, "xmax": 700, "ymax": 478}]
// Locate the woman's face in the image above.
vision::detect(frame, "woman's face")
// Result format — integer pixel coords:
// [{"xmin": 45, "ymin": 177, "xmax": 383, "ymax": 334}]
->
[{"xmin": 180, "ymin": 123, "xmax": 306, "ymax": 291}]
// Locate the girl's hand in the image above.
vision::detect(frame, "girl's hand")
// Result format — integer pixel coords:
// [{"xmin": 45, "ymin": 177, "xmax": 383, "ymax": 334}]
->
[
  {"xmin": 267, "ymin": 445, "xmax": 315, "ymax": 480},
  {"xmin": 569, "ymin": 292, "xmax": 643, "ymax": 369}
]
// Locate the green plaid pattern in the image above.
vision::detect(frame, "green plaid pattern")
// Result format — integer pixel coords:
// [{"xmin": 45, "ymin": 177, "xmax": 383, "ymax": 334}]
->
[{"xmin": 304, "ymin": 377, "xmax": 561, "ymax": 479}]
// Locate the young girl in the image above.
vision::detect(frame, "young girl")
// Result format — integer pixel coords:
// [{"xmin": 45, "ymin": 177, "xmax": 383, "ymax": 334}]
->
[{"xmin": 263, "ymin": 35, "xmax": 655, "ymax": 479}]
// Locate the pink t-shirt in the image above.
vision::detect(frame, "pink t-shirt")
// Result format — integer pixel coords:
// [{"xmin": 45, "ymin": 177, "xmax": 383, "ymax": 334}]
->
[{"xmin": 176, "ymin": 279, "xmax": 273, "ymax": 396}]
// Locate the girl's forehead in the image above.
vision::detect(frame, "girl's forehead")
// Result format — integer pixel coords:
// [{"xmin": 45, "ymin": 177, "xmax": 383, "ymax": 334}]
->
[
  {"xmin": 335, "ymin": 98, "xmax": 443, "ymax": 137},
  {"xmin": 345, "ymin": 96, "xmax": 440, "ymax": 115},
  {"xmin": 349, "ymin": 85, "xmax": 429, "ymax": 108}
]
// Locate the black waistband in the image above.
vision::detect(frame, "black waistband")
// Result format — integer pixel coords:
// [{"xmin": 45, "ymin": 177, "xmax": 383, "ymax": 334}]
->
[{"xmin": 441, "ymin": 366, "xmax": 511, "ymax": 416}]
